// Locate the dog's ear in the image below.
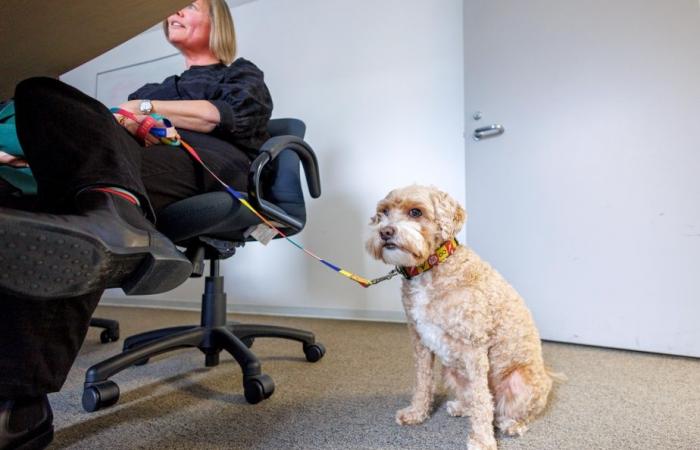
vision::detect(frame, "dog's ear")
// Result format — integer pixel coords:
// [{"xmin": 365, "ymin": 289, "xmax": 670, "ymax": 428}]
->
[
  {"xmin": 369, "ymin": 200, "xmax": 385, "ymax": 225},
  {"xmin": 431, "ymin": 190, "xmax": 466, "ymax": 241}
]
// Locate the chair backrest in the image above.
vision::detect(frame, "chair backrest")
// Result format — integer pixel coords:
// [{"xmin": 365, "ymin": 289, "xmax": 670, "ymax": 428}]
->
[{"xmin": 259, "ymin": 118, "xmax": 307, "ymax": 226}]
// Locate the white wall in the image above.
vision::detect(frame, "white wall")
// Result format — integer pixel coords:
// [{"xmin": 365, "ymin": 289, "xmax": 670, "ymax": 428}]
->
[{"xmin": 61, "ymin": 0, "xmax": 464, "ymax": 321}]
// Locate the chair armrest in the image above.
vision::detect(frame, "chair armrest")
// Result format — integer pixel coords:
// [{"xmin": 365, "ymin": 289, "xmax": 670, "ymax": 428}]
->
[
  {"xmin": 253, "ymin": 135, "xmax": 321, "ymax": 198},
  {"xmin": 247, "ymin": 135, "xmax": 321, "ymax": 231}
]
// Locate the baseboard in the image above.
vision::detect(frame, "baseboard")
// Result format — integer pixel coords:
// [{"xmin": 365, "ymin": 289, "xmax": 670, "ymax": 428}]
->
[{"xmin": 99, "ymin": 297, "xmax": 407, "ymax": 323}]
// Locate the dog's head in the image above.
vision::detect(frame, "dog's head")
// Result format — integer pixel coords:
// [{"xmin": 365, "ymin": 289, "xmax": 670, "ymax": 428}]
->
[{"xmin": 365, "ymin": 185, "xmax": 466, "ymax": 267}]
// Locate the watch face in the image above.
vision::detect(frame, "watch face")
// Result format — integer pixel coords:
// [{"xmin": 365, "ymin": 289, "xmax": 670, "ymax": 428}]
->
[{"xmin": 140, "ymin": 100, "xmax": 152, "ymax": 114}]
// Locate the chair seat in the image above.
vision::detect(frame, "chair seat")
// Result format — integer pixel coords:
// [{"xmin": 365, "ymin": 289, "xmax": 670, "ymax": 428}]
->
[{"xmin": 157, "ymin": 191, "xmax": 290, "ymax": 245}]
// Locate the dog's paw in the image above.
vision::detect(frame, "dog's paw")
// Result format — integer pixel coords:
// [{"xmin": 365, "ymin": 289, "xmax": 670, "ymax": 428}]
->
[
  {"xmin": 496, "ymin": 419, "xmax": 529, "ymax": 437},
  {"xmin": 395, "ymin": 406, "xmax": 429, "ymax": 425},
  {"xmin": 467, "ymin": 433, "xmax": 497, "ymax": 450},
  {"xmin": 446, "ymin": 400, "xmax": 469, "ymax": 417}
]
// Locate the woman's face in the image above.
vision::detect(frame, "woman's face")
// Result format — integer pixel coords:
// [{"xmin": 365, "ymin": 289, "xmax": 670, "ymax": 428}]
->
[{"xmin": 167, "ymin": 0, "xmax": 212, "ymax": 52}]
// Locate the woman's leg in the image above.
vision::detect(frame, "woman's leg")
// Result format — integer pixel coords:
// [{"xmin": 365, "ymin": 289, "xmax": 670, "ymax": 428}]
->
[
  {"xmin": 0, "ymin": 290, "xmax": 103, "ymax": 450},
  {"xmin": 0, "ymin": 291, "xmax": 103, "ymax": 397},
  {"xmin": 13, "ymin": 77, "xmax": 150, "ymax": 214},
  {"xmin": 140, "ymin": 139, "xmax": 250, "ymax": 213},
  {"xmin": 0, "ymin": 77, "xmax": 192, "ymax": 300},
  {"xmin": 0, "ymin": 78, "xmax": 122, "ymax": 449}
]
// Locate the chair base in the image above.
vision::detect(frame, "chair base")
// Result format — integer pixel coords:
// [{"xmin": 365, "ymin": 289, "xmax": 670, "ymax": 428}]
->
[
  {"xmin": 82, "ymin": 267, "xmax": 325, "ymax": 412},
  {"xmin": 121, "ymin": 321, "xmax": 324, "ymax": 364},
  {"xmin": 82, "ymin": 321, "xmax": 324, "ymax": 412}
]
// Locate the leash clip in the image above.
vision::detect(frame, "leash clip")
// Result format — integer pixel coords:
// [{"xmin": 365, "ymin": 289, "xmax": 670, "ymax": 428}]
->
[{"xmin": 368, "ymin": 268, "xmax": 402, "ymax": 286}]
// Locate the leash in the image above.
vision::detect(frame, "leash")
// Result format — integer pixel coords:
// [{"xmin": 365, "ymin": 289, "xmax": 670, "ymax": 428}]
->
[{"xmin": 111, "ymin": 108, "xmax": 398, "ymax": 288}]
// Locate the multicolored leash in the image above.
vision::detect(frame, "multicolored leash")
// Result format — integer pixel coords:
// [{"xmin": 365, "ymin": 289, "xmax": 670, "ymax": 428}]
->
[{"xmin": 111, "ymin": 108, "xmax": 397, "ymax": 288}]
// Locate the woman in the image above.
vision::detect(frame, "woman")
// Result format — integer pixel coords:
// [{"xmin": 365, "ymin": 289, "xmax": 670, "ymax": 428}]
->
[
  {"xmin": 0, "ymin": 2, "xmax": 271, "ymax": 448},
  {"xmin": 115, "ymin": 0, "xmax": 272, "ymax": 211}
]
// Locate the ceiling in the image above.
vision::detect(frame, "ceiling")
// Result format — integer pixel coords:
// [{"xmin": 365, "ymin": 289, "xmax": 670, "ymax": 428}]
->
[{"xmin": 0, "ymin": 0, "xmax": 191, "ymax": 99}]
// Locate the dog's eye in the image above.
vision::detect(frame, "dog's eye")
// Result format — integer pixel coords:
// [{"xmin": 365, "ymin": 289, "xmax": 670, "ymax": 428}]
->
[
  {"xmin": 408, "ymin": 208, "xmax": 422, "ymax": 218},
  {"xmin": 381, "ymin": 208, "xmax": 389, "ymax": 216}
]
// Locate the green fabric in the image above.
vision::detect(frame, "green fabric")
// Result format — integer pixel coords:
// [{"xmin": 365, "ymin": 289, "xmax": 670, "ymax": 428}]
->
[{"xmin": 0, "ymin": 101, "xmax": 37, "ymax": 195}]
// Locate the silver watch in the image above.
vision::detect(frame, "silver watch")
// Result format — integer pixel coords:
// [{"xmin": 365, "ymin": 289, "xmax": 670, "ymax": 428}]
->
[{"xmin": 139, "ymin": 99, "xmax": 153, "ymax": 115}]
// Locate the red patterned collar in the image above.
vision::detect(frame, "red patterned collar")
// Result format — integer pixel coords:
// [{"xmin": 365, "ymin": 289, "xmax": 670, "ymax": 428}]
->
[{"xmin": 397, "ymin": 238, "xmax": 460, "ymax": 280}]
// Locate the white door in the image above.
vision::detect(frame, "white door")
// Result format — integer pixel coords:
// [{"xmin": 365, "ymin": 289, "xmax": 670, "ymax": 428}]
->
[{"xmin": 464, "ymin": 0, "xmax": 700, "ymax": 357}]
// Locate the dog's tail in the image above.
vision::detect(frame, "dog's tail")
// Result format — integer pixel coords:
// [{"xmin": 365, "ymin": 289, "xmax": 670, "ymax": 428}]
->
[{"xmin": 546, "ymin": 367, "xmax": 567, "ymax": 383}]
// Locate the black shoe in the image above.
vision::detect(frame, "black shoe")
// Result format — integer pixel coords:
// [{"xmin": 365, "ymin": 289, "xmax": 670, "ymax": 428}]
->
[
  {"xmin": 0, "ymin": 191, "xmax": 192, "ymax": 299},
  {"xmin": 0, "ymin": 396, "xmax": 53, "ymax": 450}
]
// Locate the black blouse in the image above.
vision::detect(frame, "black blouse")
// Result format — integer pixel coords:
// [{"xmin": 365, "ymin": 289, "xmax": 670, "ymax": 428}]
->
[{"xmin": 128, "ymin": 58, "xmax": 273, "ymax": 154}]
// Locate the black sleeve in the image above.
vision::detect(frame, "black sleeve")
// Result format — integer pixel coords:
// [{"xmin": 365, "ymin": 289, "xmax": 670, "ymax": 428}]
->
[
  {"xmin": 209, "ymin": 59, "xmax": 273, "ymax": 147},
  {"xmin": 127, "ymin": 75, "xmax": 179, "ymax": 102}
]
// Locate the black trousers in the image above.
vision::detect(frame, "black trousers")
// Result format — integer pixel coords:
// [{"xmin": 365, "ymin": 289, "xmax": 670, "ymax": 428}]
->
[{"xmin": 0, "ymin": 77, "xmax": 251, "ymax": 397}]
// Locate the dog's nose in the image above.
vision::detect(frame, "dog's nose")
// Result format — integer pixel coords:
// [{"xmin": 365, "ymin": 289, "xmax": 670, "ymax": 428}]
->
[{"xmin": 380, "ymin": 226, "xmax": 396, "ymax": 241}]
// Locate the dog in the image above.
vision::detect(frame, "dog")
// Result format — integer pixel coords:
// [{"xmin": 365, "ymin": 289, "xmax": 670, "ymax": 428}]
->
[{"xmin": 366, "ymin": 185, "xmax": 558, "ymax": 450}]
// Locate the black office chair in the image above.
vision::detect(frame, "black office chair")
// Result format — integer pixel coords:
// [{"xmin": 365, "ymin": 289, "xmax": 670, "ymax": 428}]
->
[{"xmin": 81, "ymin": 118, "xmax": 325, "ymax": 412}]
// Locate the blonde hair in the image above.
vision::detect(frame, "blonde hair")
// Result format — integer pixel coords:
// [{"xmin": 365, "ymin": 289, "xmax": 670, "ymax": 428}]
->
[{"xmin": 163, "ymin": 0, "xmax": 237, "ymax": 65}]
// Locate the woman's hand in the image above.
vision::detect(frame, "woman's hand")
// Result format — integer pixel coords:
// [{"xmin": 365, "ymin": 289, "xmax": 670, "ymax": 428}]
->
[
  {"xmin": 0, "ymin": 151, "xmax": 29, "ymax": 167},
  {"xmin": 113, "ymin": 112, "xmax": 166, "ymax": 147},
  {"xmin": 118, "ymin": 100, "xmax": 142, "ymax": 116}
]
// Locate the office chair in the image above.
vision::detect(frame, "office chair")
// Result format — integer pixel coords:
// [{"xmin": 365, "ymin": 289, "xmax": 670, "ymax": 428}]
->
[{"xmin": 81, "ymin": 118, "xmax": 325, "ymax": 412}]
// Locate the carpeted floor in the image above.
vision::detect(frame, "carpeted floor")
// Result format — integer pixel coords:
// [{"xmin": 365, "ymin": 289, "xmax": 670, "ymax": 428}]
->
[{"xmin": 48, "ymin": 306, "xmax": 699, "ymax": 449}]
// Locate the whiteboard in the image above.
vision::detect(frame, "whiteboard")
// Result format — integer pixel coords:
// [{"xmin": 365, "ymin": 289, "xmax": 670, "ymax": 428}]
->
[{"xmin": 95, "ymin": 53, "xmax": 184, "ymax": 107}]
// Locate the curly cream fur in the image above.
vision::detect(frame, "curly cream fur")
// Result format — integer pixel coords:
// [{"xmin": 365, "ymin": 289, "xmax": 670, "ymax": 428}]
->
[{"xmin": 366, "ymin": 185, "xmax": 557, "ymax": 450}]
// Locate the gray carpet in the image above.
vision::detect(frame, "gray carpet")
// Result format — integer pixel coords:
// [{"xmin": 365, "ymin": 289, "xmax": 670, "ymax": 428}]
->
[{"xmin": 48, "ymin": 306, "xmax": 700, "ymax": 449}]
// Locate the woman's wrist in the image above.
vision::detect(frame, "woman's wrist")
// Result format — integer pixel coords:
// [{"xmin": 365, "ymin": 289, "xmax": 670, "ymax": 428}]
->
[{"xmin": 118, "ymin": 100, "xmax": 141, "ymax": 115}]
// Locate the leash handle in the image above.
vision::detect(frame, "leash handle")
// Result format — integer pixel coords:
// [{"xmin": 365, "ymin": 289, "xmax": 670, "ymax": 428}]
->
[
  {"xmin": 135, "ymin": 116, "xmax": 157, "ymax": 142},
  {"xmin": 111, "ymin": 108, "xmax": 180, "ymax": 146}
]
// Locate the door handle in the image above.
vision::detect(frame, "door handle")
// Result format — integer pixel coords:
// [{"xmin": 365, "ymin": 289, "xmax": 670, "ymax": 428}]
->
[{"xmin": 473, "ymin": 124, "xmax": 505, "ymax": 141}]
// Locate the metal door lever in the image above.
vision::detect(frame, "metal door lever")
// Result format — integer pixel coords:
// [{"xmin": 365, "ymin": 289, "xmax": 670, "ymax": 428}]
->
[{"xmin": 473, "ymin": 124, "xmax": 505, "ymax": 141}]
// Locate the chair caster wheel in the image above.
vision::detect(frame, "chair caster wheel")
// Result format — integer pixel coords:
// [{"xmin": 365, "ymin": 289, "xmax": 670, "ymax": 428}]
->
[
  {"xmin": 244, "ymin": 374, "xmax": 274, "ymax": 404},
  {"xmin": 303, "ymin": 343, "xmax": 325, "ymax": 362},
  {"xmin": 100, "ymin": 328, "xmax": 120, "ymax": 344},
  {"xmin": 83, "ymin": 380, "xmax": 120, "ymax": 412},
  {"xmin": 205, "ymin": 352, "xmax": 220, "ymax": 367},
  {"xmin": 241, "ymin": 337, "xmax": 255, "ymax": 348}
]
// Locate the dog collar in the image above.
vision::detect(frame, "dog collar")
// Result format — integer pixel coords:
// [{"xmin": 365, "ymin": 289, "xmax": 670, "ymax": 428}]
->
[{"xmin": 397, "ymin": 238, "xmax": 460, "ymax": 280}]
